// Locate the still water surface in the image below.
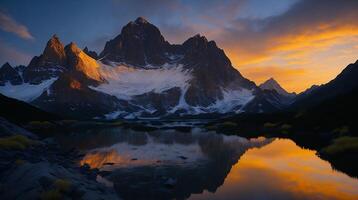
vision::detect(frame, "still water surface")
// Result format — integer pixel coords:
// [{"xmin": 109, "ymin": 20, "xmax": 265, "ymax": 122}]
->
[{"xmin": 55, "ymin": 126, "xmax": 358, "ymax": 200}]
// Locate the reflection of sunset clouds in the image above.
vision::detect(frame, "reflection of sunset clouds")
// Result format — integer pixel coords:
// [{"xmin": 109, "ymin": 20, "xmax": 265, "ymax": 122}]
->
[
  {"xmin": 190, "ymin": 139, "xmax": 358, "ymax": 200},
  {"xmin": 80, "ymin": 132, "xmax": 272, "ymax": 171},
  {"xmin": 80, "ymin": 150, "xmax": 122, "ymax": 169},
  {"xmin": 80, "ymin": 142, "xmax": 206, "ymax": 170}
]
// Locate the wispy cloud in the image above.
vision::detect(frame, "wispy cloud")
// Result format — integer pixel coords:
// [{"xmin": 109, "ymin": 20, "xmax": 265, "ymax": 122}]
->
[{"xmin": 0, "ymin": 11, "xmax": 34, "ymax": 40}]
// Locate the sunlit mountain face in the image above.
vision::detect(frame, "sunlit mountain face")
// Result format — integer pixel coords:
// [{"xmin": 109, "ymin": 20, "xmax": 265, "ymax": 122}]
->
[{"xmin": 0, "ymin": 1, "xmax": 358, "ymax": 200}]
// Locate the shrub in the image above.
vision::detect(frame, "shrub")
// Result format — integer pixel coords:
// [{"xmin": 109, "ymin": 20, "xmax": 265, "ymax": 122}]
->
[
  {"xmin": 221, "ymin": 121, "xmax": 236, "ymax": 127},
  {"xmin": 263, "ymin": 122, "xmax": 277, "ymax": 128},
  {"xmin": 28, "ymin": 121, "xmax": 54, "ymax": 128},
  {"xmin": 0, "ymin": 135, "xmax": 35, "ymax": 150},
  {"xmin": 40, "ymin": 189, "xmax": 62, "ymax": 200},
  {"xmin": 280, "ymin": 124, "xmax": 292, "ymax": 130},
  {"xmin": 333, "ymin": 126, "xmax": 350, "ymax": 135},
  {"xmin": 205, "ymin": 125, "xmax": 216, "ymax": 130},
  {"xmin": 59, "ymin": 120, "xmax": 77, "ymax": 125},
  {"xmin": 110, "ymin": 121, "xmax": 123, "ymax": 126},
  {"xmin": 294, "ymin": 111, "xmax": 306, "ymax": 118},
  {"xmin": 321, "ymin": 137, "xmax": 358, "ymax": 156},
  {"xmin": 15, "ymin": 159, "xmax": 26, "ymax": 165},
  {"xmin": 54, "ymin": 179, "xmax": 71, "ymax": 193}
]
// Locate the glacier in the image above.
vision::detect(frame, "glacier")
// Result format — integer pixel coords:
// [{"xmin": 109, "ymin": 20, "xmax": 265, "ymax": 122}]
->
[
  {"xmin": 0, "ymin": 78, "xmax": 58, "ymax": 102},
  {"xmin": 91, "ymin": 62, "xmax": 192, "ymax": 100}
]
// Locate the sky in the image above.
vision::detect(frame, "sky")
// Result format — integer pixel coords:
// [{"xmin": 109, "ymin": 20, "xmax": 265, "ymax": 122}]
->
[{"xmin": 1, "ymin": 0, "xmax": 358, "ymax": 93}]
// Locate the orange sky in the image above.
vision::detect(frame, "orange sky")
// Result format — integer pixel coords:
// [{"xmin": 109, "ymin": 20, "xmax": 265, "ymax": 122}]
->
[
  {"xmin": 225, "ymin": 26, "xmax": 358, "ymax": 93},
  {"xmin": 162, "ymin": 0, "xmax": 358, "ymax": 93}
]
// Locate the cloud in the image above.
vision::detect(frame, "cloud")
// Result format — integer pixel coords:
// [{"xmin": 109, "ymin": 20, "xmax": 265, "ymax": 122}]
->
[
  {"xmin": 219, "ymin": 0, "xmax": 358, "ymax": 65},
  {"xmin": 0, "ymin": 11, "xmax": 34, "ymax": 40}
]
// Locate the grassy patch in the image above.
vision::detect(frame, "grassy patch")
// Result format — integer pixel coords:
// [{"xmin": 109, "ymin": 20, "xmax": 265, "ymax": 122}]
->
[
  {"xmin": 40, "ymin": 189, "xmax": 62, "ymax": 200},
  {"xmin": 109, "ymin": 121, "xmax": 123, "ymax": 126},
  {"xmin": 263, "ymin": 122, "xmax": 277, "ymax": 128},
  {"xmin": 321, "ymin": 137, "xmax": 358, "ymax": 156},
  {"xmin": 280, "ymin": 124, "xmax": 292, "ymax": 130},
  {"xmin": 333, "ymin": 126, "xmax": 350, "ymax": 135},
  {"xmin": 15, "ymin": 159, "xmax": 26, "ymax": 165},
  {"xmin": 0, "ymin": 135, "xmax": 36, "ymax": 150},
  {"xmin": 40, "ymin": 179, "xmax": 72, "ymax": 199},
  {"xmin": 294, "ymin": 110, "xmax": 306, "ymax": 118},
  {"xmin": 28, "ymin": 121, "xmax": 55, "ymax": 129},
  {"xmin": 220, "ymin": 121, "xmax": 236, "ymax": 127},
  {"xmin": 205, "ymin": 125, "xmax": 217, "ymax": 130},
  {"xmin": 54, "ymin": 179, "xmax": 71, "ymax": 193}
]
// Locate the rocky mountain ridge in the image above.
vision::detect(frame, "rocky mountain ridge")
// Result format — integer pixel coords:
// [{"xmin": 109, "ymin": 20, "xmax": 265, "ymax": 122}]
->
[{"xmin": 0, "ymin": 17, "xmax": 306, "ymax": 119}]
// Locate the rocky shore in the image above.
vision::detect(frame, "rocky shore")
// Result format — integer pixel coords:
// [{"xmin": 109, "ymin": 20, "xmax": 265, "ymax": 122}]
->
[{"xmin": 0, "ymin": 118, "xmax": 119, "ymax": 200}]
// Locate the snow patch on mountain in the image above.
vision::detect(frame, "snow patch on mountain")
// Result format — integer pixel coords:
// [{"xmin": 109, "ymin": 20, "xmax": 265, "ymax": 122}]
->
[
  {"xmin": 0, "ymin": 78, "xmax": 58, "ymax": 102},
  {"xmin": 168, "ymin": 88, "xmax": 255, "ymax": 115},
  {"xmin": 207, "ymin": 88, "xmax": 255, "ymax": 113},
  {"xmin": 91, "ymin": 62, "xmax": 192, "ymax": 100}
]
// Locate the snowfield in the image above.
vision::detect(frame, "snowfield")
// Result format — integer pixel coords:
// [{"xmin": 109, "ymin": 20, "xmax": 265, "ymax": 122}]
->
[
  {"xmin": 207, "ymin": 88, "xmax": 255, "ymax": 113},
  {"xmin": 168, "ymin": 88, "xmax": 255, "ymax": 115},
  {"xmin": 94, "ymin": 62, "xmax": 256, "ymax": 119},
  {"xmin": 0, "ymin": 78, "xmax": 57, "ymax": 102},
  {"xmin": 91, "ymin": 62, "xmax": 192, "ymax": 100},
  {"xmin": 0, "ymin": 61, "xmax": 256, "ymax": 119}
]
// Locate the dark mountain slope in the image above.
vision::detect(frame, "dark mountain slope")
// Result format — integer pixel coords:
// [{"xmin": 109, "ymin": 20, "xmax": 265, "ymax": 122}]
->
[
  {"xmin": 0, "ymin": 63, "xmax": 22, "ymax": 86},
  {"xmin": 0, "ymin": 93, "xmax": 59, "ymax": 124},
  {"xmin": 292, "ymin": 60, "xmax": 358, "ymax": 109}
]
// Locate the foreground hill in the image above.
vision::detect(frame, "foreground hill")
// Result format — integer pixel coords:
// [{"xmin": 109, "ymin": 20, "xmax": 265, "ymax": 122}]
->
[
  {"xmin": 292, "ymin": 60, "xmax": 358, "ymax": 109},
  {"xmin": 0, "ymin": 93, "xmax": 58, "ymax": 124}
]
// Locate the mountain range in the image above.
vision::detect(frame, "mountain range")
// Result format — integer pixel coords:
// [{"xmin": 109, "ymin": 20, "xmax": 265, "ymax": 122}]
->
[{"xmin": 0, "ymin": 17, "xmax": 357, "ymax": 119}]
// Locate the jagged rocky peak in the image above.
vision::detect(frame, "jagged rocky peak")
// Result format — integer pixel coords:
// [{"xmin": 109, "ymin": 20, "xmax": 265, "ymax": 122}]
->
[
  {"xmin": 83, "ymin": 47, "xmax": 98, "ymax": 59},
  {"xmin": 100, "ymin": 17, "xmax": 169, "ymax": 66},
  {"xmin": 134, "ymin": 16, "xmax": 149, "ymax": 24},
  {"xmin": 24, "ymin": 34, "xmax": 68, "ymax": 84},
  {"xmin": 65, "ymin": 42, "xmax": 102, "ymax": 83},
  {"xmin": 0, "ymin": 62, "xmax": 23, "ymax": 86},
  {"xmin": 180, "ymin": 33, "xmax": 241, "ymax": 83},
  {"xmin": 1, "ymin": 62, "xmax": 13, "ymax": 70},
  {"xmin": 259, "ymin": 78, "xmax": 295, "ymax": 97},
  {"xmin": 65, "ymin": 42, "xmax": 82, "ymax": 54},
  {"xmin": 40, "ymin": 34, "xmax": 67, "ymax": 66},
  {"xmin": 184, "ymin": 34, "xmax": 208, "ymax": 46},
  {"xmin": 182, "ymin": 34, "xmax": 223, "ymax": 59}
]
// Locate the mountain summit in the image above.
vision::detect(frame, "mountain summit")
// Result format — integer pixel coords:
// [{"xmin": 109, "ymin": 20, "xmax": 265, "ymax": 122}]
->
[
  {"xmin": 41, "ymin": 34, "xmax": 67, "ymax": 66},
  {"xmin": 100, "ymin": 17, "xmax": 169, "ymax": 66},
  {"xmin": 0, "ymin": 17, "xmax": 295, "ymax": 119},
  {"xmin": 259, "ymin": 78, "xmax": 295, "ymax": 97},
  {"xmin": 0, "ymin": 63, "xmax": 22, "ymax": 86},
  {"xmin": 64, "ymin": 42, "xmax": 102, "ymax": 82},
  {"xmin": 24, "ymin": 35, "xmax": 67, "ymax": 84}
]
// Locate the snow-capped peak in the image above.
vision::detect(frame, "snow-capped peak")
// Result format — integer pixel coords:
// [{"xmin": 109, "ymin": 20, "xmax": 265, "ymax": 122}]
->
[{"xmin": 259, "ymin": 78, "xmax": 295, "ymax": 97}]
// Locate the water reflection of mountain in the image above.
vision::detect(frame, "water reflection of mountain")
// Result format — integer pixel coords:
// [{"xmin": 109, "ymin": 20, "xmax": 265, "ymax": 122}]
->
[{"xmin": 66, "ymin": 128, "xmax": 273, "ymax": 200}]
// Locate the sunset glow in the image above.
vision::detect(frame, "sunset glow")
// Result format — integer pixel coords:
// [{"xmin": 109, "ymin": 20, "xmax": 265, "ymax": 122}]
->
[
  {"xmin": 1, "ymin": 1, "xmax": 358, "ymax": 199},
  {"xmin": 190, "ymin": 139, "xmax": 358, "ymax": 200},
  {"xmin": 1, "ymin": 0, "xmax": 358, "ymax": 92}
]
